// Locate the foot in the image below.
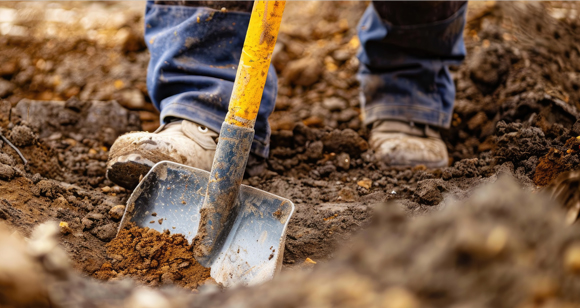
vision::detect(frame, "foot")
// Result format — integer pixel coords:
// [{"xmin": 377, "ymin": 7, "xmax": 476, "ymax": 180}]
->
[
  {"xmin": 369, "ymin": 120, "xmax": 448, "ymax": 168},
  {"xmin": 106, "ymin": 120, "xmax": 217, "ymax": 189}
]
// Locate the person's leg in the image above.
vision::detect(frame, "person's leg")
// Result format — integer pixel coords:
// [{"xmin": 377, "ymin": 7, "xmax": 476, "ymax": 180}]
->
[
  {"xmin": 146, "ymin": 0, "xmax": 276, "ymax": 158},
  {"xmin": 107, "ymin": 1, "xmax": 278, "ymax": 189},
  {"xmin": 357, "ymin": 1, "xmax": 467, "ymax": 167}
]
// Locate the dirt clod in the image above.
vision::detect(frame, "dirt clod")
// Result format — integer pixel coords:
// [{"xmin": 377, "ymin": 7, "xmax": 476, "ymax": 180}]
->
[
  {"xmin": 8, "ymin": 124, "xmax": 36, "ymax": 147},
  {"xmin": 109, "ymin": 205, "xmax": 125, "ymax": 220},
  {"xmin": 0, "ymin": 163, "xmax": 15, "ymax": 180}
]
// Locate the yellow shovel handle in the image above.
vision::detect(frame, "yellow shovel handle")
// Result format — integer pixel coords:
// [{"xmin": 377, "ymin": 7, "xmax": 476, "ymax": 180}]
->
[{"xmin": 225, "ymin": 0, "xmax": 286, "ymax": 128}]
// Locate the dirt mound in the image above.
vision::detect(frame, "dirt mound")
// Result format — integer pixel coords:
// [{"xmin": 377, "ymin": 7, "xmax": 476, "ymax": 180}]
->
[
  {"xmin": 5, "ymin": 176, "xmax": 580, "ymax": 308},
  {"xmin": 96, "ymin": 225, "xmax": 211, "ymax": 290},
  {"xmin": 193, "ymin": 177, "xmax": 580, "ymax": 308}
]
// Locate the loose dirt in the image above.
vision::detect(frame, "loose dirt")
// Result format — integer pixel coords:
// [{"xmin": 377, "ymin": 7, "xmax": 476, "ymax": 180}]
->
[
  {"xmin": 2, "ymin": 1, "xmax": 580, "ymax": 307},
  {"xmin": 96, "ymin": 225, "xmax": 212, "ymax": 290}
]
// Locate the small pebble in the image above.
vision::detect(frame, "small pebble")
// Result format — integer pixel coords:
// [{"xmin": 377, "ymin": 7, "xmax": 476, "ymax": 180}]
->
[
  {"xmin": 59, "ymin": 221, "xmax": 72, "ymax": 235},
  {"xmin": 109, "ymin": 205, "xmax": 125, "ymax": 220},
  {"xmin": 357, "ymin": 178, "xmax": 372, "ymax": 189}
]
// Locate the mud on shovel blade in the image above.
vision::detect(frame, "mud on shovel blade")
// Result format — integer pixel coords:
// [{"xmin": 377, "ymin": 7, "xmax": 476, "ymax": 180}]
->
[{"xmin": 118, "ymin": 161, "xmax": 294, "ymax": 287}]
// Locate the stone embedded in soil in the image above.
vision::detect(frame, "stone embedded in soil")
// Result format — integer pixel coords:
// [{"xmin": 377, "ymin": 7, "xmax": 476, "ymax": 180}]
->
[
  {"xmin": 282, "ymin": 56, "xmax": 323, "ymax": 86},
  {"xmin": 322, "ymin": 97, "xmax": 347, "ymax": 111},
  {"xmin": 91, "ymin": 223, "xmax": 117, "ymax": 242},
  {"xmin": 304, "ymin": 140, "xmax": 324, "ymax": 160},
  {"xmin": 0, "ymin": 153, "xmax": 15, "ymax": 166},
  {"xmin": 338, "ymin": 187, "xmax": 357, "ymax": 202},
  {"xmin": 81, "ymin": 218, "xmax": 94, "ymax": 230},
  {"xmin": 109, "ymin": 205, "xmax": 125, "ymax": 220},
  {"xmin": 8, "ymin": 125, "xmax": 36, "ymax": 147},
  {"xmin": 335, "ymin": 152, "xmax": 350, "ymax": 170},
  {"xmin": 96, "ymin": 226, "xmax": 211, "ymax": 290},
  {"xmin": 321, "ymin": 128, "xmax": 368, "ymax": 156},
  {"xmin": 0, "ymin": 163, "xmax": 15, "ymax": 180},
  {"xmin": 357, "ymin": 178, "xmax": 372, "ymax": 189},
  {"xmin": 0, "ymin": 79, "xmax": 15, "ymax": 98},
  {"xmin": 414, "ymin": 179, "xmax": 446, "ymax": 205}
]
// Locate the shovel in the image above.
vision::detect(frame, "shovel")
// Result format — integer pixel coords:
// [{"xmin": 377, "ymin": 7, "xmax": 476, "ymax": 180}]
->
[{"xmin": 117, "ymin": 1, "xmax": 293, "ymax": 288}]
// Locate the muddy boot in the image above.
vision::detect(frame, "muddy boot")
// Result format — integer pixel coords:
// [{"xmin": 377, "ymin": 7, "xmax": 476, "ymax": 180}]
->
[
  {"xmin": 369, "ymin": 120, "xmax": 448, "ymax": 168},
  {"xmin": 106, "ymin": 120, "xmax": 217, "ymax": 189}
]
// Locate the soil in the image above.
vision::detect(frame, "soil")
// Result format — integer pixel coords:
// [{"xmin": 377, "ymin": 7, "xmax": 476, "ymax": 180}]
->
[
  {"xmin": 2, "ymin": 1, "xmax": 580, "ymax": 307},
  {"xmin": 96, "ymin": 225, "xmax": 212, "ymax": 290}
]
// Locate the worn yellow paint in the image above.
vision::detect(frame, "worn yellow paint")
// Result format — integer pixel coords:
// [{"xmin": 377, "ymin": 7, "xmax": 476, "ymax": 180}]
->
[{"xmin": 225, "ymin": 1, "xmax": 285, "ymax": 128}]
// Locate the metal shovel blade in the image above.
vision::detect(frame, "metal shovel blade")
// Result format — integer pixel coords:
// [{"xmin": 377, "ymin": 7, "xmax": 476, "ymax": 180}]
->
[{"xmin": 117, "ymin": 161, "xmax": 294, "ymax": 287}]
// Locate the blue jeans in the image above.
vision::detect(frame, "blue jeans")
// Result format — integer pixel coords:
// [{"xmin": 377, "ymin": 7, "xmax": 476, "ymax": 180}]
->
[{"xmin": 145, "ymin": 2, "xmax": 467, "ymax": 158}]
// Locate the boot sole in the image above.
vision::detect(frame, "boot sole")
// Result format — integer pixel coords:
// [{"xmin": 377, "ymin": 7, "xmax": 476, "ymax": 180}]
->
[{"xmin": 107, "ymin": 160, "xmax": 153, "ymax": 190}]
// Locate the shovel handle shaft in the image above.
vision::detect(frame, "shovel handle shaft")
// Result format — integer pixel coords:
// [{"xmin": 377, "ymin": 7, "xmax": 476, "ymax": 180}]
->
[
  {"xmin": 193, "ymin": 1, "xmax": 286, "ymax": 266},
  {"xmin": 225, "ymin": 0, "xmax": 286, "ymax": 128}
]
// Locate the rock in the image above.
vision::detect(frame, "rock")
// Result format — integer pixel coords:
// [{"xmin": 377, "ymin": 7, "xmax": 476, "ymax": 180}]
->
[
  {"xmin": 467, "ymin": 111, "xmax": 488, "ymax": 131},
  {"xmin": 335, "ymin": 153, "xmax": 350, "ymax": 170},
  {"xmin": 30, "ymin": 173, "xmax": 42, "ymax": 184},
  {"xmin": 81, "ymin": 218, "xmax": 94, "ymax": 230},
  {"xmin": 101, "ymin": 186, "xmax": 111, "ymax": 193},
  {"xmin": 322, "ymin": 97, "xmax": 347, "ymax": 111},
  {"xmin": 357, "ymin": 178, "xmax": 372, "ymax": 189},
  {"xmin": 304, "ymin": 141, "xmax": 324, "ymax": 160},
  {"xmin": 303, "ymin": 116, "xmax": 324, "ymax": 128},
  {"xmin": 282, "ymin": 56, "xmax": 323, "ymax": 86},
  {"xmin": 0, "ymin": 79, "xmax": 15, "ymax": 98},
  {"xmin": 0, "ymin": 153, "xmax": 14, "ymax": 166},
  {"xmin": 111, "ymin": 185, "xmax": 125, "ymax": 194},
  {"xmin": 338, "ymin": 108, "xmax": 358, "ymax": 122},
  {"xmin": 8, "ymin": 125, "xmax": 35, "ymax": 147},
  {"xmin": 414, "ymin": 179, "xmax": 446, "ymax": 205},
  {"xmin": 318, "ymin": 164, "xmax": 336, "ymax": 177},
  {"xmin": 91, "ymin": 224, "xmax": 117, "ymax": 242},
  {"xmin": 116, "ymin": 88, "xmax": 145, "ymax": 110},
  {"xmin": 0, "ymin": 163, "xmax": 15, "ymax": 180},
  {"xmin": 59, "ymin": 222, "xmax": 72, "ymax": 235},
  {"xmin": 161, "ymin": 272, "xmax": 175, "ymax": 284},
  {"xmin": 86, "ymin": 213, "xmax": 104, "ymax": 220},
  {"xmin": 36, "ymin": 180, "xmax": 60, "ymax": 198},
  {"xmin": 338, "ymin": 187, "xmax": 357, "ymax": 202},
  {"xmin": 322, "ymin": 129, "xmax": 368, "ymax": 156},
  {"xmin": 109, "ymin": 205, "xmax": 125, "ymax": 220},
  {"xmin": 53, "ymin": 196, "xmax": 69, "ymax": 208}
]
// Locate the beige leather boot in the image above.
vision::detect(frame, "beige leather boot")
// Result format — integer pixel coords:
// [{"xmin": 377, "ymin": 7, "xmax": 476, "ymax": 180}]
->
[
  {"xmin": 369, "ymin": 120, "xmax": 449, "ymax": 168},
  {"xmin": 106, "ymin": 120, "xmax": 217, "ymax": 189}
]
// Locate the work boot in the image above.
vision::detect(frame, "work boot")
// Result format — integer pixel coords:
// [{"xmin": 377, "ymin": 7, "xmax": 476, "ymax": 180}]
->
[
  {"xmin": 106, "ymin": 120, "xmax": 217, "ymax": 189},
  {"xmin": 369, "ymin": 120, "xmax": 448, "ymax": 168}
]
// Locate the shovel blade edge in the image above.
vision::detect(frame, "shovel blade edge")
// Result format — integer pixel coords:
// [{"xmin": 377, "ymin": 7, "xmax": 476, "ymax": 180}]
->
[{"xmin": 118, "ymin": 161, "xmax": 294, "ymax": 287}]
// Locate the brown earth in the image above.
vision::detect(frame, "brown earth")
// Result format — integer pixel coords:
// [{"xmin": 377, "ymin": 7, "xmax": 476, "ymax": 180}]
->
[
  {"xmin": 96, "ymin": 225, "xmax": 212, "ymax": 290},
  {"xmin": 1, "ymin": 1, "xmax": 580, "ymax": 307}
]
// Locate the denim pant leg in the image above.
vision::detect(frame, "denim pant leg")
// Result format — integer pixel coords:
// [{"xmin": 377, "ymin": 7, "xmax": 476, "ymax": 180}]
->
[
  {"xmin": 144, "ymin": 1, "xmax": 277, "ymax": 158},
  {"xmin": 357, "ymin": 2, "xmax": 467, "ymax": 128}
]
